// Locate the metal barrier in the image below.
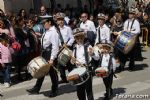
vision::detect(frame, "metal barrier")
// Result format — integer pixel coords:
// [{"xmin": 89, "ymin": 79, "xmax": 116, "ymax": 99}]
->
[{"xmin": 141, "ymin": 27, "xmax": 148, "ymax": 48}]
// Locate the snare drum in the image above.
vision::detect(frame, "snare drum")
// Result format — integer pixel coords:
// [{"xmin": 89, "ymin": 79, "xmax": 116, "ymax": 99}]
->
[
  {"xmin": 95, "ymin": 67, "xmax": 108, "ymax": 78},
  {"xmin": 114, "ymin": 31, "xmax": 137, "ymax": 54},
  {"xmin": 27, "ymin": 56, "xmax": 50, "ymax": 79},
  {"xmin": 67, "ymin": 67, "xmax": 89, "ymax": 86},
  {"xmin": 58, "ymin": 47, "xmax": 72, "ymax": 66}
]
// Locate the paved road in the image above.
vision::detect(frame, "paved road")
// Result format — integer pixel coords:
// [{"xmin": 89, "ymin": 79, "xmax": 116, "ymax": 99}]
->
[{"xmin": 0, "ymin": 47, "xmax": 150, "ymax": 100}]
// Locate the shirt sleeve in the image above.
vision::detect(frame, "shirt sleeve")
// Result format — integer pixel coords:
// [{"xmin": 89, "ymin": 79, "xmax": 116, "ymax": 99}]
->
[
  {"xmin": 106, "ymin": 27, "xmax": 111, "ymax": 41},
  {"xmin": 50, "ymin": 30, "xmax": 59, "ymax": 60},
  {"xmin": 112, "ymin": 57, "xmax": 116, "ymax": 72},
  {"xmin": 90, "ymin": 21, "xmax": 96, "ymax": 34},
  {"xmin": 66, "ymin": 27, "xmax": 75, "ymax": 46},
  {"xmin": 88, "ymin": 45, "xmax": 100, "ymax": 61}
]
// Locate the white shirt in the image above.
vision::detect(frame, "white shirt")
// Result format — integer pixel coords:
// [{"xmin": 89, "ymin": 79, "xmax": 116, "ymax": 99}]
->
[
  {"xmin": 64, "ymin": 16, "xmax": 70, "ymax": 25},
  {"xmin": 73, "ymin": 44, "xmax": 99, "ymax": 65},
  {"xmin": 59, "ymin": 25, "xmax": 74, "ymax": 46},
  {"xmin": 101, "ymin": 53, "xmax": 116, "ymax": 71},
  {"xmin": 41, "ymin": 26, "xmax": 59, "ymax": 60},
  {"xmin": 80, "ymin": 20, "xmax": 96, "ymax": 33},
  {"xmin": 95, "ymin": 24, "xmax": 110, "ymax": 44},
  {"xmin": 123, "ymin": 19, "xmax": 140, "ymax": 35}
]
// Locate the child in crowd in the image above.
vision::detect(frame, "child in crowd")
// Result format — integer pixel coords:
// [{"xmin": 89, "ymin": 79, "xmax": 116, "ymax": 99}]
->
[{"xmin": 0, "ymin": 34, "xmax": 14, "ymax": 87}]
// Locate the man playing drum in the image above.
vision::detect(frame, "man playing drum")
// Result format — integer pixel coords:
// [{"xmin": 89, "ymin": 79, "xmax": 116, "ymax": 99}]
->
[
  {"xmin": 93, "ymin": 41, "xmax": 116, "ymax": 100},
  {"xmin": 56, "ymin": 12, "xmax": 75, "ymax": 84},
  {"xmin": 69, "ymin": 28, "xmax": 99, "ymax": 100},
  {"xmin": 27, "ymin": 15, "xmax": 59, "ymax": 97},
  {"xmin": 115, "ymin": 7, "xmax": 140, "ymax": 71}
]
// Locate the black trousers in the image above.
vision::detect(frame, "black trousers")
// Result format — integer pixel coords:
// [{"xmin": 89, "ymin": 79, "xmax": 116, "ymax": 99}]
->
[
  {"xmin": 117, "ymin": 41, "xmax": 138, "ymax": 69},
  {"xmin": 76, "ymin": 75, "xmax": 94, "ymax": 100},
  {"xmin": 34, "ymin": 50, "xmax": 58, "ymax": 92},
  {"xmin": 58, "ymin": 62, "xmax": 73, "ymax": 81},
  {"xmin": 103, "ymin": 71, "xmax": 113, "ymax": 95}
]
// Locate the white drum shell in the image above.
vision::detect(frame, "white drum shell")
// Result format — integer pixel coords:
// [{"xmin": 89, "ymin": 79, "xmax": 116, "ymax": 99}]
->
[{"xmin": 27, "ymin": 56, "xmax": 50, "ymax": 79}]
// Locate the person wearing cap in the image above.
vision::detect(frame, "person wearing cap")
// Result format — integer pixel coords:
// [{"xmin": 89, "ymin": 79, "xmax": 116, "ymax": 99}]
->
[
  {"xmin": 118, "ymin": 7, "xmax": 141, "ymax": 71},
  {"xmin": 56, "ymin": 12, "xmax": 75, "ymax": 84},
  {"xmin": 27, "ymin": 15, "xmax": 59, "ymax": 97},
  {"xmin": 92, "ymin": 41, "xmax": 116, "ymax": 100},
  {"xmin": 71, "ymin": 28, "xmax": 99, "ymax": 100},
  {"xmin": 95, "ymin": 13, "xmax": 111, "ymax": 44},
  {"xmin": 80, "ymin": 12, "xmax": 96, "ymax": 46}
]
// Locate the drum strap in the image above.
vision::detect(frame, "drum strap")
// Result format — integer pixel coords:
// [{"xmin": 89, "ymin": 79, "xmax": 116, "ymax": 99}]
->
[
  {"xmin": 41, "ymin": 32, "xmax": 46, "ymax": 50},
  {"xmin": 55, "ymin": 27, "xmax": 64, "ymax": 46},
  {"xmin": 98, "ymin": 27, "xmax": 101, "ymax": 43},
  {"xmin": 127, "ymin": 19, "xmax": 135, "ymax": 31},
  {"xmin": 84, "ymin": 43, "xmax": 89, "ymax": 66}
]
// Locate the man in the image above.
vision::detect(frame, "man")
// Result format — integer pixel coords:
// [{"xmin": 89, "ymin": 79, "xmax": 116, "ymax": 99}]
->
[
  {"xmin": 95, "ymin": 13, "xmax": 111, "ymax": 44},
  {"xmin": 71, "ymin": 28, "xmax": 96, "ymax": 100},
  {"xmin": 27, "ymin": 15, "xmax": 59, "ymax": 97},
  {"xmin": 118, "ymin": 7, "xmax": 140, "ymax": 71},
  {"xmin": 40, "ymin": 6, "xmax": 48, "ymax": 16},
  {"xmin": 80, "ymin": 12, "xmax": 96, "ymax": 46},
  {"xmin": 56, "ymin": 12, "xmax": 74, "ymax": 83}
]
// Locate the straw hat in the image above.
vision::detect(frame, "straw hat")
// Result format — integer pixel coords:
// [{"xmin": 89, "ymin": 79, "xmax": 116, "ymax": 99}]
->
[
  {"xmin": 99, "ymin": 40, "xmax": 114, "ymax": 53},
  {"xmin": 73, "ymin": 28, "xmax": 85, "ymax": 37},
  {"xmin": 129, "ymin": 7, "xmax": 137, "ymax": 14},
  {"xmin": 97, "ymin": 13, "xmax": 105, "ymax": 20},
  {"xmin": 56, "ymin": 12, "xmax": 65, "ymax": 20}
]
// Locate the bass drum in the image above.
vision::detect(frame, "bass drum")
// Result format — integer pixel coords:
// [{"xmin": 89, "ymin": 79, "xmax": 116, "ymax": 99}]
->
[
  {"xmin": 114, "ymin": 31, "xmax": 137, "ymax": 54},
  {"xmin": 27, "ymin": 56, "xmax": 50, "ymax": 79}
]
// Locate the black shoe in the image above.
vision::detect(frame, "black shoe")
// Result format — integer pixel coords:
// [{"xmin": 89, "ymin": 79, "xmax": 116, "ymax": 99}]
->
[
  {"xmin": 26, "ymin": 87, "xmax": 39, "ymax": 94},
  {"xmin": 116, "ymin": 66, "xmax": 124, "ymax": 73},
  {"xmin": 104, "ymin": 89, "xmax": 113, "ymax": 100},
  {"xmin": 128, "ymin": 65, "xmax": 135, "ymax": 71},
  {"xmin": 58, "ymin": 80, "xmax": 68, "ymax": 84},
  {"xmin": 49, "ymin": 90, "xmax": 58, "ymax": 97}
]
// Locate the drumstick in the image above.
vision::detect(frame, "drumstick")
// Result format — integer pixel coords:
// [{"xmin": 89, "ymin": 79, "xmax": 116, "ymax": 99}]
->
[{"xmin": 63, "ymin": 46, "xmax": 86, "ymax": 67}]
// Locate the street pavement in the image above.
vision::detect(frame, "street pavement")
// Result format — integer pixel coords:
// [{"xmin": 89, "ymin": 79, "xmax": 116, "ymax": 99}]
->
[{"xmin": 0, "ymin": 47, "xmax": 150, "ymax": 100}]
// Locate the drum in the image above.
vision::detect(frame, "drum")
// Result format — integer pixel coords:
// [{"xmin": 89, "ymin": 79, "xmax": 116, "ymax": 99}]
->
[
  {"xmin": 114, "ymin": 31, "xmax": 137, "ymax": 54},
  {"xmin": 27, "ymin": 56, "xmax": 50, "ymax": 79},
  {"xmin": 95, "ymin": 67, "xmax": 108, "ymax": 78},
  {"xmin": 58, "ymin": 47, "xmax": 72, "ymax": 66},
  {"xmin": 67, "ymin": 67, "xmax": 90, "ymax": 86}
]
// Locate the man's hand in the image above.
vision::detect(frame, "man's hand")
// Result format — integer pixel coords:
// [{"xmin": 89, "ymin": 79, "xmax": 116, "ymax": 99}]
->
[
  {"xmin": 48, "ymin": 59, "xmax": 54, "ymax": 66},
  {"xmin": 88, "ymin": 47, "xmax": 94, "ymax": 56}
]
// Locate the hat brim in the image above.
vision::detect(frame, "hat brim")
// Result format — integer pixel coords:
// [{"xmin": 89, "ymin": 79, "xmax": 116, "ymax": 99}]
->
[
  {"xmin": 129, "ymin": 12, "xmax": 136, "ymax": 14},
  {"xmin": 74, "ymin": 32, "xmax": 85, "ymax": 37},
  {"xmin": 98, "ymin": 43, "xmax": 114, "ymax": 52},
  {"xmin": 98, "ymin": 17, "xmax": 105, "ymax": 20},
  {"xmin": 40, "ymin": 19, "xmax": 48, "ymax": 24},
  {"xmin": 57, "ymin": 17, "xmax": 64, "ymax": 20}
]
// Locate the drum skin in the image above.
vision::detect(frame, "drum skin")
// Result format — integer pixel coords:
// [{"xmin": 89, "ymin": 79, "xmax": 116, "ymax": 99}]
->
[
  {"xmin": 114, "ymin": 31, "xmax": 137, "ymax": 54},
  {"xmin": 67, "ymin": 67, "xmax": 90, "ymax": 86},
  {"xmin": 27, "ymin": 56, "xmax": 50, "ymax": 79},
  {"xmin": 95, "ymin": 67, "xmax": 108, "ymax": 78}
]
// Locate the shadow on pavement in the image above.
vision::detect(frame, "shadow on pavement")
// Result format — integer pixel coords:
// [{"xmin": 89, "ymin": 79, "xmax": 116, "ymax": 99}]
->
[
  {"xmin": 41, "ymin": 83, "xmax": 76, "ymax": 97},
  {"xmin": 95, "ymin": 87, "xmax": 126, "ymax": 100}
]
